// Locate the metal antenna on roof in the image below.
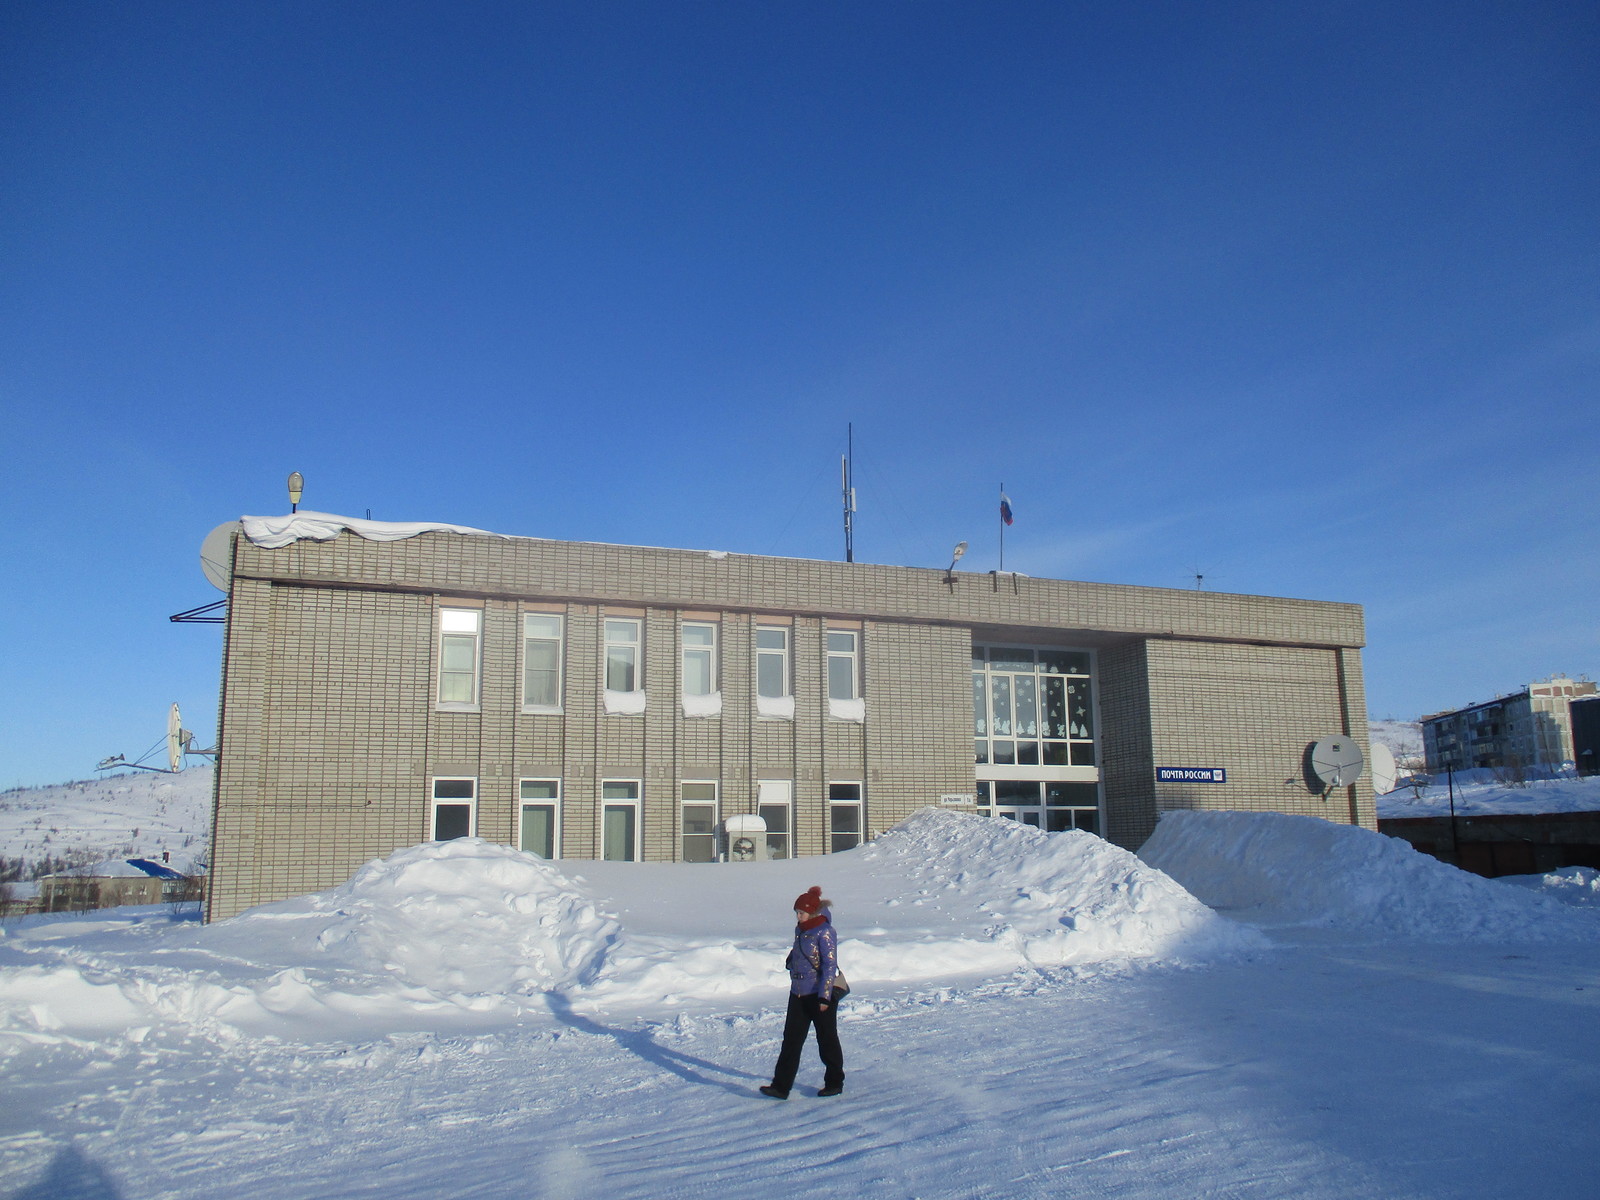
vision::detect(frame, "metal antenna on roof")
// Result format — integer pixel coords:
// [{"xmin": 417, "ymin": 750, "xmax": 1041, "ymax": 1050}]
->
[{"xmin": 842, "ymin": 424, "xmax": 857, "ymax": 563}]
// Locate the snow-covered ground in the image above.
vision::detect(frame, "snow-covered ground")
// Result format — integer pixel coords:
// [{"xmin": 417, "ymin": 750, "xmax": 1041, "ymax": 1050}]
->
[
  {"xmin": 1376, "ymin": 766, "xmax": 1600, "ymax": 818},
  {"xmin": 3, "ymin": 809, "xmax": 1597, "ymax": 1200},
  {"xmin": 0, "ymin": 766, "xmax": 212, "ymax": 879}
]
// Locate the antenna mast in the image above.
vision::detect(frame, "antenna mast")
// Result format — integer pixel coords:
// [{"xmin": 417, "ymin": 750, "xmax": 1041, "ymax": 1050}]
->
[{"xmin": 842, "ymin": 423, "xmax": 856, "ymax": 563}]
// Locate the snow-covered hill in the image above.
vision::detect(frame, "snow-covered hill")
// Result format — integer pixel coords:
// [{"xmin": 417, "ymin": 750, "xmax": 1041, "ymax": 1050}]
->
[{"xmin": 0, "ymin": 765, "xmax": 212, "ymax": 879}]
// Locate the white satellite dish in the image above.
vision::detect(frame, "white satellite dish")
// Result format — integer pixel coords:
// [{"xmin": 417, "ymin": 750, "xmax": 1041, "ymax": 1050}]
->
[
  {"xmin": 1370, "ymin": 742, "xmax": 1397, "ymax": 795},
  {"xmin": 167, "ymin": 703, "xmax": 184, "ymax": 773},
  {"xmin": 1308, "ymin": 736, "xmax": 1365, "ymax": 794},
  {"xmin": 200, "ymin": 521, "xmax": 241, "ymax": 592}
]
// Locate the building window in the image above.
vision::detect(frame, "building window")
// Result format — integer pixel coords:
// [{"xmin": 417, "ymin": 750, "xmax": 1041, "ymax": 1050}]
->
[
  {"xmin": 605, "ymin": 618, "xmax": 642, "ymax": 692},
  {"xmin": 972, "ymin": 645, "xmax": 1095, "ymax": 767},
  {"xmin": 828, "ymin": 783, "xmax": 863, "ymax": 853},
  {"xmin": 757, "ymin": 626, "xmax": 790, "ymax": 698},
  {"xmin": 431, "ymin": 777, "xmax": 476, "ymax": 841},
  {"xmin": 519, "ymin": 779, "xmax": 560, "ymax": 859},
  {"xmin": 681, "ymin": 782, "xmax": 718, "ymax": 863},
  {"xmin": 522, "ymin": 614, "xmax": 564, "ymax": 711},
  {"xmin": 681, "ymin": 622, "xmax": 718, "ymax": 696},
  {"xmin": 827, "ymin": 630, "xmax": 859, "ymax": 701},
  {"xmin": 437, "ymin": 608, "xmax": 481, "ymax": 708},
  {"xmin": 758, "ymin": 780, "xmax": 792, "ymax": 860},
  {"xmin": 602, "ymin": 781, "xmax": 640, "ymax": 861}
]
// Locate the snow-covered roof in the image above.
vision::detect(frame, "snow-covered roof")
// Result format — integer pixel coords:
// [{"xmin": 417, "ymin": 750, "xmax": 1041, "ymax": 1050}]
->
[{"xmin": 239, "ymin": 511, "xmax": 508, "ymax": 549}]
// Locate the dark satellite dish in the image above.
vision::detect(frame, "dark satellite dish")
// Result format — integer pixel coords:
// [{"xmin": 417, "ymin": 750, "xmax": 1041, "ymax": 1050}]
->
[{"xmin": 1306, "ymin": 737, "xmax": 1365, "ymax": 797}]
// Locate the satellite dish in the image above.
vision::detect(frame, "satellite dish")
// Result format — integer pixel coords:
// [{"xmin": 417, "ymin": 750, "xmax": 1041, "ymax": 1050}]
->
[
  {"xmin": 167, "ymin": 703, "xmax": 184, "ymax": 773},
  {"xmin": 1370, "ymin": 742, "xmax": 1397, "ymax": 795},
  {"xmin": 1307, "ymin": 736, "xmax": 1365, "ymax": 794},
  {"xmin": 200, "ymin": 521, "xmax": 241, "ymax": 592}
]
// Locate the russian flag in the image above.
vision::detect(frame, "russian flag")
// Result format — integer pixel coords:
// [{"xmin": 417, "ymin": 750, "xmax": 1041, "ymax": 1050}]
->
[{"xmin": 1000, "ymin": 493, "xmax": 1014, "ymax": 526}]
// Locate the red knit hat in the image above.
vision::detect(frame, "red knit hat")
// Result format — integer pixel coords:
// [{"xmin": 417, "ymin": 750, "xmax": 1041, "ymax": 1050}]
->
[{"xmin": 793, "ymin": 886, "xmax": 828, "ymax": 915}]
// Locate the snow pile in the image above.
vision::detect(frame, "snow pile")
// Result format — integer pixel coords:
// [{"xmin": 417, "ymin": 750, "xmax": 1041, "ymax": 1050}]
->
[
  {"xmin": 1497, "ymin": 866, "xmax": 1600, "ymax": 908},
  {"xmin": 1140, "ymin": 810, "xmax": 1594, "ymax": 940},
  {"xmin": 292, "ymin": 839, "xmax": 619, "ymax": 994},
  {"xmin": 577, "ymin": 810, "xmax": 1263, "ymax": 1010},
  {"xmin": 855, "ymin": 809, "xmax": 1264, "ymax": 966},
  {"xmin": 240, "ymin": 510, "xmax": 506, "ymax": 548}
]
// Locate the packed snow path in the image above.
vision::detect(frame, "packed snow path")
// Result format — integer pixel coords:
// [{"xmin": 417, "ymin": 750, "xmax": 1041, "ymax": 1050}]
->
[{"xmin": 4, "ymin": 936, "xmax": 1598, "ymax": 1200}]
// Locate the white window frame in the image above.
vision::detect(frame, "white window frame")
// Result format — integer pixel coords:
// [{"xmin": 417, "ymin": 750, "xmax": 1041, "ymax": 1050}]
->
[
  {"xmin": 604, "ymin": 618, "xmax": 643, "ymax": 693},
  {"xmin": 518, "ymin": 778, "xmax": 561, "ymax": 859},
  {"xmin": 522, "ymin": 612, "xmax": 565, "ymax": 713},
  {"xmin": 601, "ymin": 780, "xmax": 641, "ymax": 862},
  {"xmin": 680, "ymin": 781, "xmax": 719, "ymax": 863},
  {"xmin": 431, "ymin": 777, "xmax": 477, "ymax": 841},
  {"xmin": 827, "ymin": 782, "xmax": 863, "ymax": 853},
  {"xmin": 681, "ymin": 621, "xmax": 718, "ymax": 697},
  {"xmin": 756, "ymin": 625, "xmax": 791, "ymax": 699},
  {"xmin": 758, "ymin": 779, "xmax": 793, "ymax": 860},
  {"xmin": 827, "ymin": 629, "xmax": 860, "ymax": 701},
  {"xmin": 437, "ymin": 607, "xmax": 482, "ymax": 710}
]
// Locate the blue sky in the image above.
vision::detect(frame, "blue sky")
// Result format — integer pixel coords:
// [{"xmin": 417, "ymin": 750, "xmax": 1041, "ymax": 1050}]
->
[{"xmin": 3, "ymin": 1, "xmax": 1596, "ymax": 787}]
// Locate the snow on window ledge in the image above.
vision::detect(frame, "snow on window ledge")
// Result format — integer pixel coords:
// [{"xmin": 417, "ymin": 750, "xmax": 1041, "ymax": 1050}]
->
[
  {"xmin": 604, "ymin": 689, "xmax": 647, "ymax": 715},
  {"xmin": 756, "ymin": 694, "xmax": 795, "ymax": 721},
  {"xmin": 681, "ymin": 691, "xmax": 723, "ymax": 718},
  {"xmin": 828, "ymin": 697, "xmax": 865, "ymax": 723}
]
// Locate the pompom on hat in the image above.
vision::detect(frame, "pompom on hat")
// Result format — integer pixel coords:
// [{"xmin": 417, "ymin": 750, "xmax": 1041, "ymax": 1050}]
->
[{"xmin": 793, "ymin": 886, "xmax": 829, "ymax": 915}]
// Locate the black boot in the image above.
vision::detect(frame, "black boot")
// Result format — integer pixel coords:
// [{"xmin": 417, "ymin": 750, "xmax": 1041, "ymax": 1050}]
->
[{"xmin": 759, "ymin": 1085, "xmax": 790, "ymax": 1100}]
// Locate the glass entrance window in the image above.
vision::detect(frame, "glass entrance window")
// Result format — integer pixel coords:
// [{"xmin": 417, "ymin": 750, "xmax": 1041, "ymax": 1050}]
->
[
  {"xmin": 975, "ymin": 779, "xmax": 1100, "ymax": 835},
  {"xmin": 973, "ymin": 645, "xmax": 1095, "ymax": 767}
]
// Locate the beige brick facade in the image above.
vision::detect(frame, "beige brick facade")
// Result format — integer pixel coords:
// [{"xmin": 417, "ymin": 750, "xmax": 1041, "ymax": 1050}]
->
[{"xmin": 205, "ymin": 524, "xmax": 1372, "ymax": 920}]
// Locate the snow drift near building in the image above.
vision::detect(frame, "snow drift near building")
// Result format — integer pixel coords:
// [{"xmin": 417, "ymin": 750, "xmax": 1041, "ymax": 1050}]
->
[
  {"xmin": 302, "ymin": 839, "xmax": 620, "ymax": 994},
  {"xmin": 578, "ymin": 809, "xmax": 1264, "ymax": 1009},
  {"xmin": 1, "ymin": 810, "xmax": 1261, "ymax": 1040},
  {"xmin": 1139, "ymin": 810, "xmax": 1594, "ymax": 940}
]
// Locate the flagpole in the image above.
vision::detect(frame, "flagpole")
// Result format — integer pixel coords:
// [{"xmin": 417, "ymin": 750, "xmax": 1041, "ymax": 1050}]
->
[{"xmin": 999, "ymin": 481, "xmax": 1005, "ymax": 573}]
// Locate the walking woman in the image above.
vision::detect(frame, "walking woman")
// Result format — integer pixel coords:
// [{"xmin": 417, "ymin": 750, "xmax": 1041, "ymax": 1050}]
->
[{"xmin": 761, "ymin": 886, "xmax": 846, "ymax": 1099}]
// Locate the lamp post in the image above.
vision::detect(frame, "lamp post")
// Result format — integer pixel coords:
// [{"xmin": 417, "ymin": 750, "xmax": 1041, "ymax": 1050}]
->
[{"xmin": 287, "ymin": 472, "xmax": 304, "ymax": 513}]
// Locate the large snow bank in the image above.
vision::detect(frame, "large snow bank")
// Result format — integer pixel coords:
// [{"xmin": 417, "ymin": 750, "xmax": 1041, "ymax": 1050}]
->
[
  {"xmin": 577, "ymin": 810, "xmax": 1263, "ymax": 1010},
  {"xmin": 1140, "ymin": 810, "xmax": 1595, "ymax": 940},
  {"xmin": 292, "ymin": 839, "xmax": 618, "ymax": 994},
  {"xmin": 852, "ymin": 809, "xmax": 1263, "ymax": 966}
]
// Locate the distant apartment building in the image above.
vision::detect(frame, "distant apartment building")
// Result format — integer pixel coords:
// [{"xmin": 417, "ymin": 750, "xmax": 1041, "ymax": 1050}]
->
[
  {"xmin": 202, "ymin": 513, "xmax": 1375, "ymax": 921},
  {"xmin": 1421, "ymin": 676, "xmax": 1597, "ymax": 773}
]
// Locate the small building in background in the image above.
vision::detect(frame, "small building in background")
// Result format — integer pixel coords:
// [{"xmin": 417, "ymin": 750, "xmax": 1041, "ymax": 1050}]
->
[
  {"xmin": 38, "ymin": 857, "xmax": 204, "ymax": 912},
  {"xmin": 1421, "ymin": 675, "xmax": 1596, "ymax": 775}
]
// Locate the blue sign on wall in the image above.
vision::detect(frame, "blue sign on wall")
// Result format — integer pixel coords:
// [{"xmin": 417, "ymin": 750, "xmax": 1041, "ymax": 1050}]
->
[{"xmin": 1157, "ymin": 767, "xmax": 1227, "ymax": 783}]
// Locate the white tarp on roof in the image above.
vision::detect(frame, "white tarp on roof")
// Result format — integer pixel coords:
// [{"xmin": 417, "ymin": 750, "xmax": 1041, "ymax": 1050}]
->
[{"xmin": 239, "ymin": 511, "xmax": 506, "ymax": 549}]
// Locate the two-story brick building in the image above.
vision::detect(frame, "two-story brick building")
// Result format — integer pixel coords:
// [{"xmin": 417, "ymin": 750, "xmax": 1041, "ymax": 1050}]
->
[{"xmin": 203, "ymin": 513, "xmax": 1373, "ymax": 920}]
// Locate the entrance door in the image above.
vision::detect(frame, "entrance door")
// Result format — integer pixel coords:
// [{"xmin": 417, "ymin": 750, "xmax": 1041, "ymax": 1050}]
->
[{"xmin": 995, "ymin": 805, "xmax": 1043, "ymax": 827}]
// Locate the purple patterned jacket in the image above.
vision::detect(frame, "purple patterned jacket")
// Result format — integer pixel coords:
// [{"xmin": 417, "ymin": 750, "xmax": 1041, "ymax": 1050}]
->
[{"xmin": 785, "ymin": 912, "xmax": 839, "ymax": 1000}]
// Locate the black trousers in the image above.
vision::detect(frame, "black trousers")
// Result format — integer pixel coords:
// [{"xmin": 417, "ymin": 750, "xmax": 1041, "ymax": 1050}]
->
[{"xmin": 772, "ymin": 992, "xmax": 845, "ymax": 1093}]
